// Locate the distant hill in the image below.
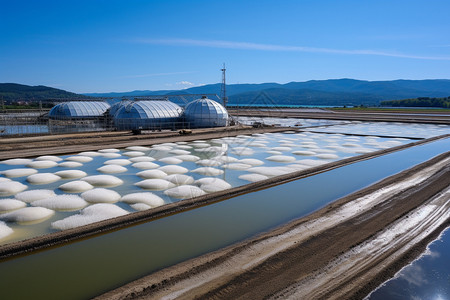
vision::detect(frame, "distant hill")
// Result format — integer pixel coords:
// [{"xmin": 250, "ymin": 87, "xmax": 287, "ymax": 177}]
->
[
  {"xmin": 0, "ymin": 83, "xmax": 86, "ymax": 103},
  {"xmin": 381, "ymin": 96, "xmax": 450, "ymax": 108},
  {"xmin": 83, "ymin": 79, "xmax": 450, "ymax": 106}
]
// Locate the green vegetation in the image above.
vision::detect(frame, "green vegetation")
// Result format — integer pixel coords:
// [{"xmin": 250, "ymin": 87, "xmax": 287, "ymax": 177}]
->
[
  {"xmin": 0, "ymin": 83, "xmax": 87, "ymax": 103},
  {"xmin": 381, "ymin": 97, "xmax": 450, "ymax": 108}
]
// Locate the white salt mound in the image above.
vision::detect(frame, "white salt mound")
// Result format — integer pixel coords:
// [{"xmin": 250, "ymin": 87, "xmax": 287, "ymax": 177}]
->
[
  {"xmin": 238, "ymin": 174, "xmax": 269, "ymax": 182},
  {"xmin": 173, "ymin": 155, "xmax": 200, "ymax": 162},
  {"xmin": 135, "ymin": 179, "xmax": 175, "ymax": 190},
  {"xmin": 82, "ymin": 175, "xmax": 123, "ymax": 187},
  {"xmin": 51, "ymin": 204, "xmax": 129, "ymax": 231},
  {"xmin": 32, "ymin": 195, "xmax": 88, "ymax": 211},
  {"xmin": 54, "ymin": 170, "xmax": 87, "ymax": 179},
  {"xmin": 78, "ymin": 151, "xmax": 103, "ymax": 157},
  {"xmin": 58, "ymin": 162, "xmax": 83, "ymax": 168},
  {"xmin": 129, "ymin": 156, "xmax": 155, "ymax": 163},
  {"xmin": 130, "ymin": 203, "xmax": 152, "ymax": 211},
  {"xmin": 81, "ymin": 188, "xmax": 121, "ymax": 203},
  {"xmin": 98, "ymin": 148, "xmax": 121, "ymax": 153},
  {"xmin": 158, "ymin": 157, "xmax": 183, "ymax": 165},
  {"xmin": 2, "ymin": 158, "xmax": 33, "ymax": 165},
  {"xmin": 176, "ymin": 145, "xmax": 193, "ymax": 150},
  {"xmin": 35, "ymin": 155, "xmax": 62, "ymax": 162},
  {"xmin": 0, "ymin": 178, "xmax": 11, "ymax": 182},
  {"xmin": 158, "ymin": 165, "xmax": 189, "ymax": 174},
  {"xmin": 292, "ymin": 150, "xmax": 316, "ymax": 156},
  {"xmin": 192, "ymin": 167, "xmax": 224, "ymax": 176},
  {"xmin": 0, "ymin": 181, "xmax": 27, "ymax": 196},
  {"xmin": 239, "ymin": 158, "xmax": 264, "ymax": 166},
  {"xmin": 2, "ymin": 168, "xmax": 38, "ymax": 178},
  {"xmin": 65, "ymin": 155, "xmax": 93, "ymax": 163},
  {"xmin": 222, "ymin": 163, "xmax": 252, "ymax": 170},
  {"xmin": 121, "ymin": 192, "xmax": 165, "ymax": 207},
  {"xmin": 101, "ymin": 153, "xmax": 122, "ymax": 158},
  {"xmin": 164, "ymin": 185, "xmax": 206, "ymax": 199},
  {"xmin": 104, "ymin": 159, "xmax": 131, "ymax": 166},
  {"xmin": 59, "ymin": 181, "xmax": 94, "ymax": 193},
  {"xmin": 0, "ymin": 207, "xmax": 54, "ymax": 224},
  {"xmin": 266, "ymin": 155, "xmax": 296, "ymax": 163},
  {"xmin": 97, "ymin": 165, "xmax": 128, "ymax": 174},
  {"xmin": 295, "ymin": 159, "xmax": 326, "ymax": 167},
  {"xmin": 27, "ymin": 160, "xmax": 58, "ymax": 169},
  {"xmin": 0, "ymin": 199, "xmax": 27, "ymax": 212},
  {"xmin": 151, "ymin": 146, "xmax": 172, "ymax": 151},
  {"xmin": 215, "ymin": 156, "xmax": 239, "ymax": 163},
  {"xmin": 265, "ymin": 150, "xmax": 282, "ymax": 155},
  {"xmin": 316, "ymin": 154, "xmax": 339, "ymax": 160},
  {"xmin": 123, "ymin": 151, "xmax": 145, "ymax": 157},
  {"xmin": 27, "ymin": 173, "xmax": 61, "ymax": 184},
  {"xmin": 165, "ymin": 174, "xmax": 194, "ymax": 186},
  {"xmin": 196, "ymin": 159, "xmax": 222, "ymax": 167},
  {"xmin": 271, "ymin": 146, "xmax": 292, "ymax": 152},
  {"xmin": 136, "ymin": 169, "xmax": 168, "ymax": 179},
  {"xmin": 126, "ymin": 146, "xmax": 151, "ymax": 151},
  {"xmin": 0, "ymin": 221, "xmax": 13, "ymax": 240},
  {"xmin": 199, "ymin": 180, "xmax": 231, "ymax": 193},
  {"xmin": 15, "ymin": 189, "xmax": 56, "ymax": 203},
  {"xmin": 169, "ymin": 149, "xmax": 191, "ymax": 155},
  {"xmin": 246, "ymin": 167, "xmax": 290, "ymax": 177},
  {"xmin": 131, "ymin": 162, "xmax": 159, "ymax": 170}
]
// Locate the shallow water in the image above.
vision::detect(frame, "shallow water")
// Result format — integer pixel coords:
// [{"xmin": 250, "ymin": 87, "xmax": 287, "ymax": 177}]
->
[
  {"xmin": 368, "ymin": 227, "xmax": 450, "ymax": 300},
  {"xmin": 0, "ymin": 137, "xmax": 448, "ymax": 300}
]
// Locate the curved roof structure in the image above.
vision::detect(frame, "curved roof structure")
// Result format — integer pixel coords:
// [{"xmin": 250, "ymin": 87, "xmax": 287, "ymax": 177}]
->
[
  {"xmin": 48, "ymin": 101, "xmax": 110, "ymax": 119},
  {"xmin": 108, "ymin": 100, "xmax": 132, "ymax": 117},
  {"xmin": 113, "ymin": 100, "xmax": 183, "ymax": 130},
  {"xmin": 184, "ymin": 97, "xmax": 228, "ymax": 128}
]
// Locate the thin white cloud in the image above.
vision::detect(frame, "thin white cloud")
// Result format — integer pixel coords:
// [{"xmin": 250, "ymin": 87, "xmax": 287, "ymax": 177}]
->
[
  {"xmin": 133, "ymin": 38, "xmax": 450, "ymax": 61},
  {"xmin": 119, "ymin": 71, "xmax": 195, "ymax": 79},
  {"xmin": 176, "ymin": 80, "xmax": 195, "ymax": 86}
]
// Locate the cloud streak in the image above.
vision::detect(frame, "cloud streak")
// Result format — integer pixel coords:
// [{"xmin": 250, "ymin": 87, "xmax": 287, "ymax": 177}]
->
[{"xmin": 133, "ymin": 38, "xmax": 450, "ymax": 61}]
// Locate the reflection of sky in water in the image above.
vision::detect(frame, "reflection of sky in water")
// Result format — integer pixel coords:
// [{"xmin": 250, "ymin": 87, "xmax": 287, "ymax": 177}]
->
[
  {"xmin": 236, "ymin": 116, "xmax": 346, "ymax": 127},
  {"xmin": 368, "ymin": 227, "xmax": 450, "ymax": 300}
]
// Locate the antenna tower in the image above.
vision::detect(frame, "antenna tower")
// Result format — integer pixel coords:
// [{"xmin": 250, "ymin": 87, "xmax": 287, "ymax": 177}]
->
[{"xmin": 220, "ymin": 63, "xmax": 228, "ymax": 107}]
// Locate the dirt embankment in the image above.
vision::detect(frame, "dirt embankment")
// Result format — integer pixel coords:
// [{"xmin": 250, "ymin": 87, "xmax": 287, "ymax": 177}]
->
[{"xmin": 97, "ymin": 152, "xmax": 450, "ymax": 300}]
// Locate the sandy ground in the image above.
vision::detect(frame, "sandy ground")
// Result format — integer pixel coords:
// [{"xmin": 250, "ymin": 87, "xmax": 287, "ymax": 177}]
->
[{"xmin": 96, "ymin": 151, "xmax": 450, "ymax": 300}]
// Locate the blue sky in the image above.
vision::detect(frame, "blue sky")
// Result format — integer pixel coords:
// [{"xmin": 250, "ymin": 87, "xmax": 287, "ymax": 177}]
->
[{"xmin": 1, "ymin": 0, "xmax": 450, "ymax": 93}]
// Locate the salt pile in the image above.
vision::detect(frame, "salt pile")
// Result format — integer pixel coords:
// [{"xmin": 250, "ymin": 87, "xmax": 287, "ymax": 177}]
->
[
  {"xmin": 129, "ymin": 156, "xmax": 155, "ymax": 163},
  {"xmin": 165, "ymin": 174, "xmax": 194, "ymax": 186},
  {"xmin": 222, "ymin": 163, "xmax": 252, "ymax": 170},
  {"xmin": 27, "ymin": 173, "xmax": 61, "ymax": 184},
  {"xmin": 271, "ymin": 146, "xmax": 292, "ymax": 152},
  {"xmin": 130, "ymin": 203, "xmax": 152, "ymax": 211},
  {"xmin": 172, "ymin": 155, "xmax": 200, "ymax": 162},
  {"xmin": 266, "ymin": 150, "xmax": 282, "ymax": 155},
  {"xmin": 99, "ymin": 148, "xmax": 121, "ymax": 153},
  {"xmin": 238, "ymin": 173, "xmax": 269, "ymax": 182},
  {"xmin": 238, "ymin": 158, "xmax": 264, "ymax": 166},
  {"xmin": 59, "ymin": 181, "xmax": 94, "ymax": 193},
  {"xmin": 78, "ymin": 151, "xmax": 102, "ymax": 157},
  {"xmin": 169, "ymin": 149, "xmax": 191, "ymax": 155},
  {"xmin": 104, "ymin": 159, "xmax": 131, "ymax": 166},
  {"xmin": 0, "ymin": 199, "xmax": 27, "ymax": 212},
  {"xmin": 135, "ymin": 179, "xmax": 175, "ymax": 190},
  {"xmin": 15, "ymin": 189, "xmax": 56, "ymax": 203},
  {"xmin": 196, "ymin": 159, "xmax": 222, "ymax": 167},
  {"xmin": 101, "ymin": 153, "xmax": 122, "ymax": 158},
  {"xmin": 35, "ymin": 155, "xmax": 62, "ymax": 162},
  {"xmin": 164, "ymin": 185, "xmax": 206, "ymax": 199},
  {"xmin": 158, "ymin": 157, "xmax": 183, "ymax": 165},
  {"xmin": 266, "ymin": 155, "xmax": 296, "ymax": 163},
  {"xmin": 2, "ymin": 168, "xmax": 38, "ymax": 178},
  {"xmin": 0, "ymin": 221, "xmax": 13, "ymax": 240},
  {"xmin": 123, "ymin": 151, "xmax": 145, "ymax": 157},
  {"xmin": 32, "ymin": 195, "xmax": 88, "ymax": 211},
  {"xmin": 121, "ymin": 192, "xmax": 165, "ymax": 207},
  {"xmin": 292, "ymin": 150, "xmax": 316, "ymax": 156},
  {"xmin": 0, "ymin": 178, "xmax": 11, "ymax": 182},
  {"xmin": 151, "ymin": 146, "xmax": 172, "ymax": 151},
  {"xmin": 215, "ymin": 156, "xmax": 239, "ymax": 163},
  {"xmin": 192, "ymin": 167, "xmax": 224, "ymax": 176},
  {"xmin": 51, "ymin": 204, "xmax": 129, "ymax": 231},
  {"xmin": 196, "ymin": 178, "xmax": 231, "ymax": 193},
  {"xmin": 176, "ymin": 145, "xmax": 193, "ymax": 150},
  {"xmin": 131, "ymin": 162, "xmax": 160, "ymax": 170},
  {"xmin": 58, "ymin": 162, "xmax": 83, "ymax": 168},
  {"xmin": 81, "ymin": 188, "xmax": 121, "ymax": 203},
  {"xmin": 126, "ymin": 146, "xmax": 150, "ymax": 151},
  {"xmin": 65, "ymin": 156, "xmax": 93, "ymax": 163},
  {"xmin": 158, "ymin": 165, "xmax": 189, "ymax": 174},
  {"xmin": 82, "ymin": 175, "xmax": 124, "ymax": 187},
  {"xmin": 246, "ymin": 167, "xmax": 290, "ymax": 177},
  {"xmin": 0, "ymin": 181, "xmax": 27, "ymax": 196},
  {"xmin": 316, "ymin": 154, "xmax": 339, "ymax": 160},
  {"xmin": 54, "ymin": 170, "xmax": 87, "ymax": 179},
  {"xmin": 1, "ymin": 158, "xmax": 33, "ymax": 165},
  {"xmin": 97, "ymin": 165, "xmax": 128, "ymax": 174},
  {"xmin": 0, "ymin": 207, "xmax": 54, "ymax": 224},
  {"xmin": 27, "ymin": 160, "xmax": 58, "ymax": 169},
  {"xmin": 136, "ymin": 169, "xmax": 168, "ymax": 179}
]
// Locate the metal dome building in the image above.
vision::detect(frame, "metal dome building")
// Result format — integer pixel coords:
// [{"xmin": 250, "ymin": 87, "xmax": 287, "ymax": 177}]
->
[
  {"xmin": 48, "ymin": 101, "xmax": 110, "ymax": 119},
  {"xmin": 113, "ymin": 100, "xmax": 183, "ymax": 131},
  {"xmin": 183, "ymin": 96, "xmax": 229, "ymax": 128},
  {"xmin": 108, "ymin": 100, "xmax": 132, "ymax": 117}
]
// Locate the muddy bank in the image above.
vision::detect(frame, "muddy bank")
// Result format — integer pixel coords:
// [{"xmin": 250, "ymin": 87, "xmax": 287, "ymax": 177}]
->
[{"xmin": 97, "ymin": 151, "xmax": 450, "ymax": 300}]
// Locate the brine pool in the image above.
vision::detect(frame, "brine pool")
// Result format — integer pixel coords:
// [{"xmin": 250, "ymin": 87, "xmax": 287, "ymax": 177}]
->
[{"xmin": 0, "ymin": 121, "xmax": 449, "ymax": 299}]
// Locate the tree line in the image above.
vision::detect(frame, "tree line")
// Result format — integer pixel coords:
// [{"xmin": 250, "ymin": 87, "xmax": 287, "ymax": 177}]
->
[{"xmin": 381, "ymin": 96, "xmax": 450, "ymax": 108}]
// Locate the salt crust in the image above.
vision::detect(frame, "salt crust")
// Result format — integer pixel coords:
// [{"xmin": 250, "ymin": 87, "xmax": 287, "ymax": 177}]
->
[
  {"xmin": 98, "ymin": 148, "xmax": 121, "ymax": 153},
  {"xmin": 104, "ymin": 159, "xmax": 131, "ymax": 166},
  {"xmin": 172, "ymin": 155, "xmax": 200, "ymax": 162},
  {"xmin": 54, "ymin": 170, "xmax": 87, "ymax": 179},
  {"xmin": 0, "ymin": 181, "xmax": 27, "ymax": 196},
  {"xmin": 238, "ymin": 158, "xmax": 264, "ymax": 166},
  {"xmin": 158, "ymin": 165, "xmax": 189, "ymax": 174},
  {"xmin": 27, "ymin": 173, "xmax": 61, "ymax": 184},
  {"xmin": 97, "ymin": 165, "xmax": 128, "ymax": 174},
  {"xmin": 51, "ymin": 204, "xmax": 129, "ymax": 231},
  {"xmin": 121, "ymin": 192, "xmax": 165, "ymax": 207},
  {"xmin": 0, "ymin": 221, "xmax": 13, "ymax": 240},
  {"xmin": 131, "ymin": 162, "xmax": 159, "ymax": 170},
  {"xmin": 238, "ymin": 173, "xmax": 269, "ymax": 182},
  {"xmin": 129, "ymin": 156, "xmax": 155, "ymax": 163},
  {"xmin": 176, "ymin": 145, "xmax": 193, "ymax": 150},
  {"xmin": 222, "ymin": 163, "xmax": 252, "ymax": 170},
  {"xmin": 169, "ymin": 149, "xmax": 191, "ymax": 155},
  {"xmin": 158, "ymin": 157, "xmax": 183, "ymax": 165},
  {"xmin": 192, "ymin": 167, "xmax": 224, "ymax": 176},
  {"xmin": 58, "ymin": 162, "xmax": 83, "ymax": 168},
  {"xmin": 137, "ymin": 169, "xmax": 168, "ymax": 179},
  {"xmin": 292, "ymin": 150, "xmax": 316, "ymax": 156},
  {"xmin": 165, "ymin": 174, "xmax": 195, "ymax": 186},
  {"xmin": 65, "ymin": 155, "xmax": 93, "ymax": 163},
  {"xmin": 2, "ymin": 168, "xmax": 38, "ymax": 178},
  {"xmin": 123, "ymin": 151, "xmax": 145, "ymax": 157},
  {"xmin": 0, "ymin": 199, "xmax": 27, "ymax": 212},
  {"xmin": 1, "ymin": 158, "xmax": 33, "ymax": 165},
  {"xmin": 126, "ymin": 146, "xmax": 151, "ymax": 151},
  {"xmin": 196, "ymin": 159, "xmax": 222, "ymax": 167},
  {"xmin": 0, "ymin": 207, "xmax": 54, "ymax": 223},
  {"xmin": 135, "ymin": 179, "xmax": 175, "ymax": 191},
  {"xmin": 82, "ymin": 175, "xmax": 123, "ymax": 187},
  {"xmin": 151, "ymin": 146, "xmax": 172, "ymax": 151},
  {"xmin": 81, "ymin": 188, "xmax": 121, "ymax": 203},
  {"xmin": 32, "ymin": 195, "xmax": 88, "ymax": 211},
  {"xmin": 190, "ymin": 143, "xmax": 210, "ymax": 148},
  {"xmin": 164, "ymin": 185, "xmax": 206, "ymax": 199},
  {"xmin": 101, "ymin": 153, "xmax": 122, "ymax": 158},
  {"xmin": 35, "ymin": 155, "xmax": 62, "ymax": 162},
  {"xmin": 130, "ymin": 203, "xmax": 152, "ymax": 211},
  {"xmin": 27, "ymin": 160, "xmax": 58, "ymax": 169},
  {"xmin": 316, "ymin": 154, "xmax": 339, "ymax": 160},
  {"xmin": 59, "ymin": 181, "xmax": 94, "ymax": 193},
  {"xmin": 266, "ymin": 155, "xmax": 296, "ymax": 163},
  {"xmin": 15, "ymin": 189, "xmax": 56, "ymax": 202}
]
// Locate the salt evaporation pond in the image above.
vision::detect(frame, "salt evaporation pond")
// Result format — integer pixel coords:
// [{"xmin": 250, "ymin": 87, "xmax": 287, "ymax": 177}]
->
[{"xmin": 0, "ymin": 137, "xmax": 448, "ymax": 300}]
